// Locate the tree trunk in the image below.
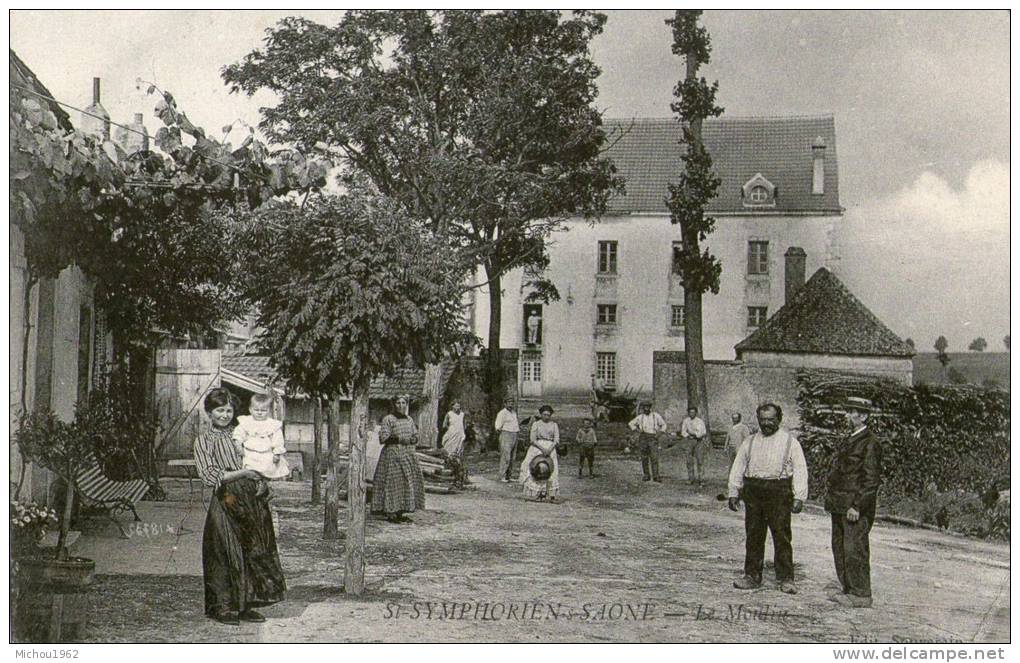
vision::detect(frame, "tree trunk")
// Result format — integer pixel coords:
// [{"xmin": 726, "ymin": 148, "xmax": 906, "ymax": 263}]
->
[
  {"xmin": 419, "ymin": 362, "xmax": 444, "ymax": 448},
  {"xmin": 484, "ymin": 265, "xmax": 505, "ymax": 451},
  {"xmin": 344, "ymin": 385, "xmax": 369, "ymax": 595},
  {"xmin": 311, "ymin": 397, "xmax": 323, "ymax": 504},
  {"xmin": 683, "ymin": 289, "xmax": 710, "ymax": 430},
  {"xmin": 682, "ymin": 48, "xmax": 711, "ymax": 433},
  {"xmin": 55, "ymin": 480, "xmax": 74, "ymax": 561},
  {"xmin": 323, "ymin": 397, "xmax": 341, "ymax": 540}
]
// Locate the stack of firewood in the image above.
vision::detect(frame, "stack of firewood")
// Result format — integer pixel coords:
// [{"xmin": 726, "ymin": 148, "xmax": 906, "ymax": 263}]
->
[{"xmin": 335, "ymin": 449, "xmax": 463, "ymax": 498}]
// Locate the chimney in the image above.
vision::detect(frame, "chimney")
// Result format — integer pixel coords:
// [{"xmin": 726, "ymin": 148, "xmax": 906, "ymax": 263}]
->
[
  {"xmin": 811, "ymin": 136, "xmax": 826, "ymax": 195},
  {"xmin": 82, "ymin": 77, "xmax": 111, "ymax": 140},
  {"xmin": 785, "ymin": 247, "xmax": 807, "ymax": 304}
]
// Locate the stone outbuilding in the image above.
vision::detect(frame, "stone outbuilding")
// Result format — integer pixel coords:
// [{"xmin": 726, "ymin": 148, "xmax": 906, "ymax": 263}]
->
[{"xmin": 654, "ymin": 266, "xmax": 914, "ymax": 431}]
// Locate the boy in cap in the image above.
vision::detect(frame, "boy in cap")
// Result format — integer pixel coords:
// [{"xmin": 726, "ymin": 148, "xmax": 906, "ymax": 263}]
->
[
  {"xmin": 576, "ymin": 417, "xmax": 598, "ymax": 477},
  {"xmin": 826, "ymin": 396, "xmax": 883, "ymax": 608}
]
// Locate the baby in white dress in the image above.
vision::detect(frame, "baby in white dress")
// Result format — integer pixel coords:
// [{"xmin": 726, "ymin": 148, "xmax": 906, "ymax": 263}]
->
[{"xmin": 233, "ymin": 392, "xmax": 290, "ymax": 480}]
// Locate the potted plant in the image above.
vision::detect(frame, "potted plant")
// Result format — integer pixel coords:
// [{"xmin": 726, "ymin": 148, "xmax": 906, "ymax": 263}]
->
[
  {"xmin": 12, "ymin": 410, "xmax": 97, "ymax": 641},
  {"xmin": 10, "ymin": 499, "xmax": 58, "ymax": 558}
]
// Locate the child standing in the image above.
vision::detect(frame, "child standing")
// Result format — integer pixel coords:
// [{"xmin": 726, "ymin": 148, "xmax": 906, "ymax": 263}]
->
[
  {"xmin": 576, "ymin": 417, "xmax": 598, "ymax": 477},
  {"xmin": 233, "ymin": 392, "xmax": 290, "ymax": 480}
]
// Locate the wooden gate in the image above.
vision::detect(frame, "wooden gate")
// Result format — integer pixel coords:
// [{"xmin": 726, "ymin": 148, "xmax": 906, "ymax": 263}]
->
[{"xmin": 155, "ymin": 350, "xmax": 221, "ymax": 460}]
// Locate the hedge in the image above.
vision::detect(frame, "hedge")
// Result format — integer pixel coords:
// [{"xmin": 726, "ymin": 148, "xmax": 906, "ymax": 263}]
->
[{"xmin": 795, "ymin": 369, "xmax": 1010, "ymax": 500}]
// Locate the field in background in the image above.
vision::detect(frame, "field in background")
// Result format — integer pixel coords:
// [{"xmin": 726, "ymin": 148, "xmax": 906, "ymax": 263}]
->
[{"xmin": 912, "ymin": 352, "xmax": 1010, "ymax": 389}]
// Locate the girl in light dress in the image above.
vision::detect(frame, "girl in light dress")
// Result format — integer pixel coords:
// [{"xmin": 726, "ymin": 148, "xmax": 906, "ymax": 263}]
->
[{"xmin": 232, "ymin": 392, "xmax": 290, "ymax": 480}]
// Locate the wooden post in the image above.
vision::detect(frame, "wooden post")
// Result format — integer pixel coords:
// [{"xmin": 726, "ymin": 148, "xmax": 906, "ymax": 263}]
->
[
  {"xmin": 322, "ymin": 397, "xmax": 341, "ymax": 540},
  {"xmin": 311, "ymin": 397, "xmax": 323, "ymax": 504},
  {"xmin": 344, "ymin": 384, "xmax": 369, "ymax": 594}
]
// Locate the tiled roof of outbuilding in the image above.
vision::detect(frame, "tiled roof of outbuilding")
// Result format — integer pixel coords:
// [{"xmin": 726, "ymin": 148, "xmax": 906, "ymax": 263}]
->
[
  {"xmin": 603, "ymin": 115, "xmax": 841, "ymax": 215},
  {"xmin": 222, "ymin": 353, "xmax": 430, "ymax": 400},
  {"xmin": 735, "ymin": 268, "xmax": 914, "ymax": 358},
  {"xmin": 222, "ymin": 354, "xmax": 277, "ymax": 384}
]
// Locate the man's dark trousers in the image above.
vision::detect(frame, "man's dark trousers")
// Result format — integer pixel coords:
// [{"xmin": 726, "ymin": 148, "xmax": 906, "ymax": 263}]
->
[
  {"xmin": 637, "ymin": 432, "xmax": 660, "ymax": 480},
  {"xmin": 831, "ymin": 514, "xmax": 873, "ymax": 597},
  {"xmin": 742, "ymin": 477, "xmax": 794, "ymax": 582}
]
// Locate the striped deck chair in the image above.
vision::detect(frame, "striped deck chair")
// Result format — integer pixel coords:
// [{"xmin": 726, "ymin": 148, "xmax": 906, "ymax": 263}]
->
[{"xmin": 74, "ymin": 454, "xmax": 151, "ymax": 538}]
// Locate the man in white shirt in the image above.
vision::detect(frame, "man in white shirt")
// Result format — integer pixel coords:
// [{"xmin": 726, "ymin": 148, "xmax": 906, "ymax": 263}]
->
[
  {"xmin": 628, "ymin": 401, "xmax": 666, "ymax": 482},
  {"xmin": 727, "ymin": 402, "xmax": 808, "ymax": 595},
  {"xmin": 680, "ymin": 406, "xmax": 709, "ymax": 486},
  {"xmin": 494, "ymin": 398, "xmax": 520, "ymax": 482}
]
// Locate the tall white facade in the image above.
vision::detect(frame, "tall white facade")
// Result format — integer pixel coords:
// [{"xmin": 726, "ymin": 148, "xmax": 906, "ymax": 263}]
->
[{"xmin": 470, "ymin": 116, "xmax": 844, "ymax": 399}]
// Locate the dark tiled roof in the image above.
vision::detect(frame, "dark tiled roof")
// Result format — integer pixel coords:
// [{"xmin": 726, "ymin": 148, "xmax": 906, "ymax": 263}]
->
[
  {"xmin": 222, "ymin": 354, "xmax": 277, "ymax": 384},
  {"xmin": 735, "ymin": 268, "xmax": 914, "ymax": 358},
  {"xmin": 222, "ymin": 353, "xmax": 429, "ymax": 400},
  {"xmin": 604, "ymin": 116, "xmax": 840, "ymax": 215},
  {"xmin": 10, "ymin": 50, "xmax": 74, "ymax": 131}
]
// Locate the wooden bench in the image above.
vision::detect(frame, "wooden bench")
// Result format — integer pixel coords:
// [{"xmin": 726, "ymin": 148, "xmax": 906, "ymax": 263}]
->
[{"xmin": 75, "ymin": 454, "xmax": 151, "ymax": 538}]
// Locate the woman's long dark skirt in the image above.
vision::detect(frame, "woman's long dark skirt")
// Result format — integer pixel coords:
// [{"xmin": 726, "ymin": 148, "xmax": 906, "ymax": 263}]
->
[{"xmin": 202, "ymin": 477, "xmax": 286, "ymax": 616}]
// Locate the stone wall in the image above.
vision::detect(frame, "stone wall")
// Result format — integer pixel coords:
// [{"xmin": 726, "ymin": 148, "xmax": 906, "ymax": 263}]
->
[{"xmin": 653, "ymin": 351, "xmax": 912, "ymax": 432}]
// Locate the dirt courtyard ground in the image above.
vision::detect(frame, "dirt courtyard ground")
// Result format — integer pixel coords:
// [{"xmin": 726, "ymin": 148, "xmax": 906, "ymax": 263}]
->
[{"xmin": 76, "ymin": 446, "xmax": 1008, "ymax": 643}]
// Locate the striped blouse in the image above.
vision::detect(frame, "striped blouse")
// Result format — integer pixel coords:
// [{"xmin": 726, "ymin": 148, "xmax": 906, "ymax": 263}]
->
[
  {"xmin": 380, "ymin": 414, "xmax": 417, "ymax": 445},
  {"xmin": 194, "ymin": 426, "xmax": 243, "ymax": 489}
]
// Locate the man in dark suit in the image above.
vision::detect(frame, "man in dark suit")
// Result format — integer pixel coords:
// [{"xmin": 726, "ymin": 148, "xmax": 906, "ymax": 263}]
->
[{"xmin": 826, "ymin": 396, "xmax": 883, "ymax": 608}]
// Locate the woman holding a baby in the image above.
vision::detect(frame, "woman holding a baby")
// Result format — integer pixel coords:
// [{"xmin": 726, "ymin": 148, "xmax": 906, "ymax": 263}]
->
[{"xmin": 193, "ymin": 387, "xmax": 286, "ymax": 625}]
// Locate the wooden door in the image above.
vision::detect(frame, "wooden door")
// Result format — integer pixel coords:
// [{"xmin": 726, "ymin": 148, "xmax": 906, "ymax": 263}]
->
[
  {"xmin": 155, "ymin": 349, "xmax": 221, "ymax": 460},
  {"xmin": 521, "ymin": 352, "xmax": 543, "ymax": 398}
]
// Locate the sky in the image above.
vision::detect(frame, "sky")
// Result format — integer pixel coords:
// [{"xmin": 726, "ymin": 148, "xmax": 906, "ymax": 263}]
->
[{"xmin": 9, "ymin": 9, "xmax": 1011, "ymax": 352}]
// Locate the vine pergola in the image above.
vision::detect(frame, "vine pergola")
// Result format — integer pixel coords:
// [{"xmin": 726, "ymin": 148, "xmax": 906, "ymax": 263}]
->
[{"xmin": 10, "ymin": 55, "xmax": 326, "ymax": 488}]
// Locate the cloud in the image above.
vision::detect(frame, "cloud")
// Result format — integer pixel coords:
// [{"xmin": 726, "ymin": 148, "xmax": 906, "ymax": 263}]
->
[{"xmin": 833, "ymin": 160, "xmax": 1009, "ymax": 349}]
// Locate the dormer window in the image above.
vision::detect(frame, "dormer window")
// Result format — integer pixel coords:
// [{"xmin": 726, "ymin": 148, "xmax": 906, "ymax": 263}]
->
[{"xmin": 742, "ymin": 173, "xmax": 777, "ymax": 208}]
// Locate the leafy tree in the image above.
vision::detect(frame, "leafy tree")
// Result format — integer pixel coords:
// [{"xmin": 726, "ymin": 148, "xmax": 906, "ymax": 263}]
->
[
  {"xmin": 904, "ymin": 337, "xmax": 915, "ymax": 349},
  {"xmin": 1004, "ymin": 335, "xmax": 1010, "ymax": 351},
  {"xmin": 222, "ymin": 10, "xmax": 621, "ymax": 443},
  {"xmin": 223, "ymin": 185, "xmax": 470, "ymax": 594},
  {"xmin": 665, "ymin": 10, "xmax": 724, "ymax": 426},
  {"xmin": 969, "ymin": 337, "xmax": 987, "ymax": 352},
  {"xmin": 934, "ymin": 335, "xmax": 950, "ymax": 382}
]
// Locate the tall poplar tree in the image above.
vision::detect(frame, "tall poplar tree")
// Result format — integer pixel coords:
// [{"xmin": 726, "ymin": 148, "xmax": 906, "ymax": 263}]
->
[{"xmin": 665, "ymin": 10, "xmax": 724, "ymax": 426}]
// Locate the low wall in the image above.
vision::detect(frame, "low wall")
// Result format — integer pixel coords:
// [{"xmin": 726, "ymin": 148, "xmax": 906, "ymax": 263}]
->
[{"xmin": 653, "ymin": 351, "xmax": 912, "ymax": 432}]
